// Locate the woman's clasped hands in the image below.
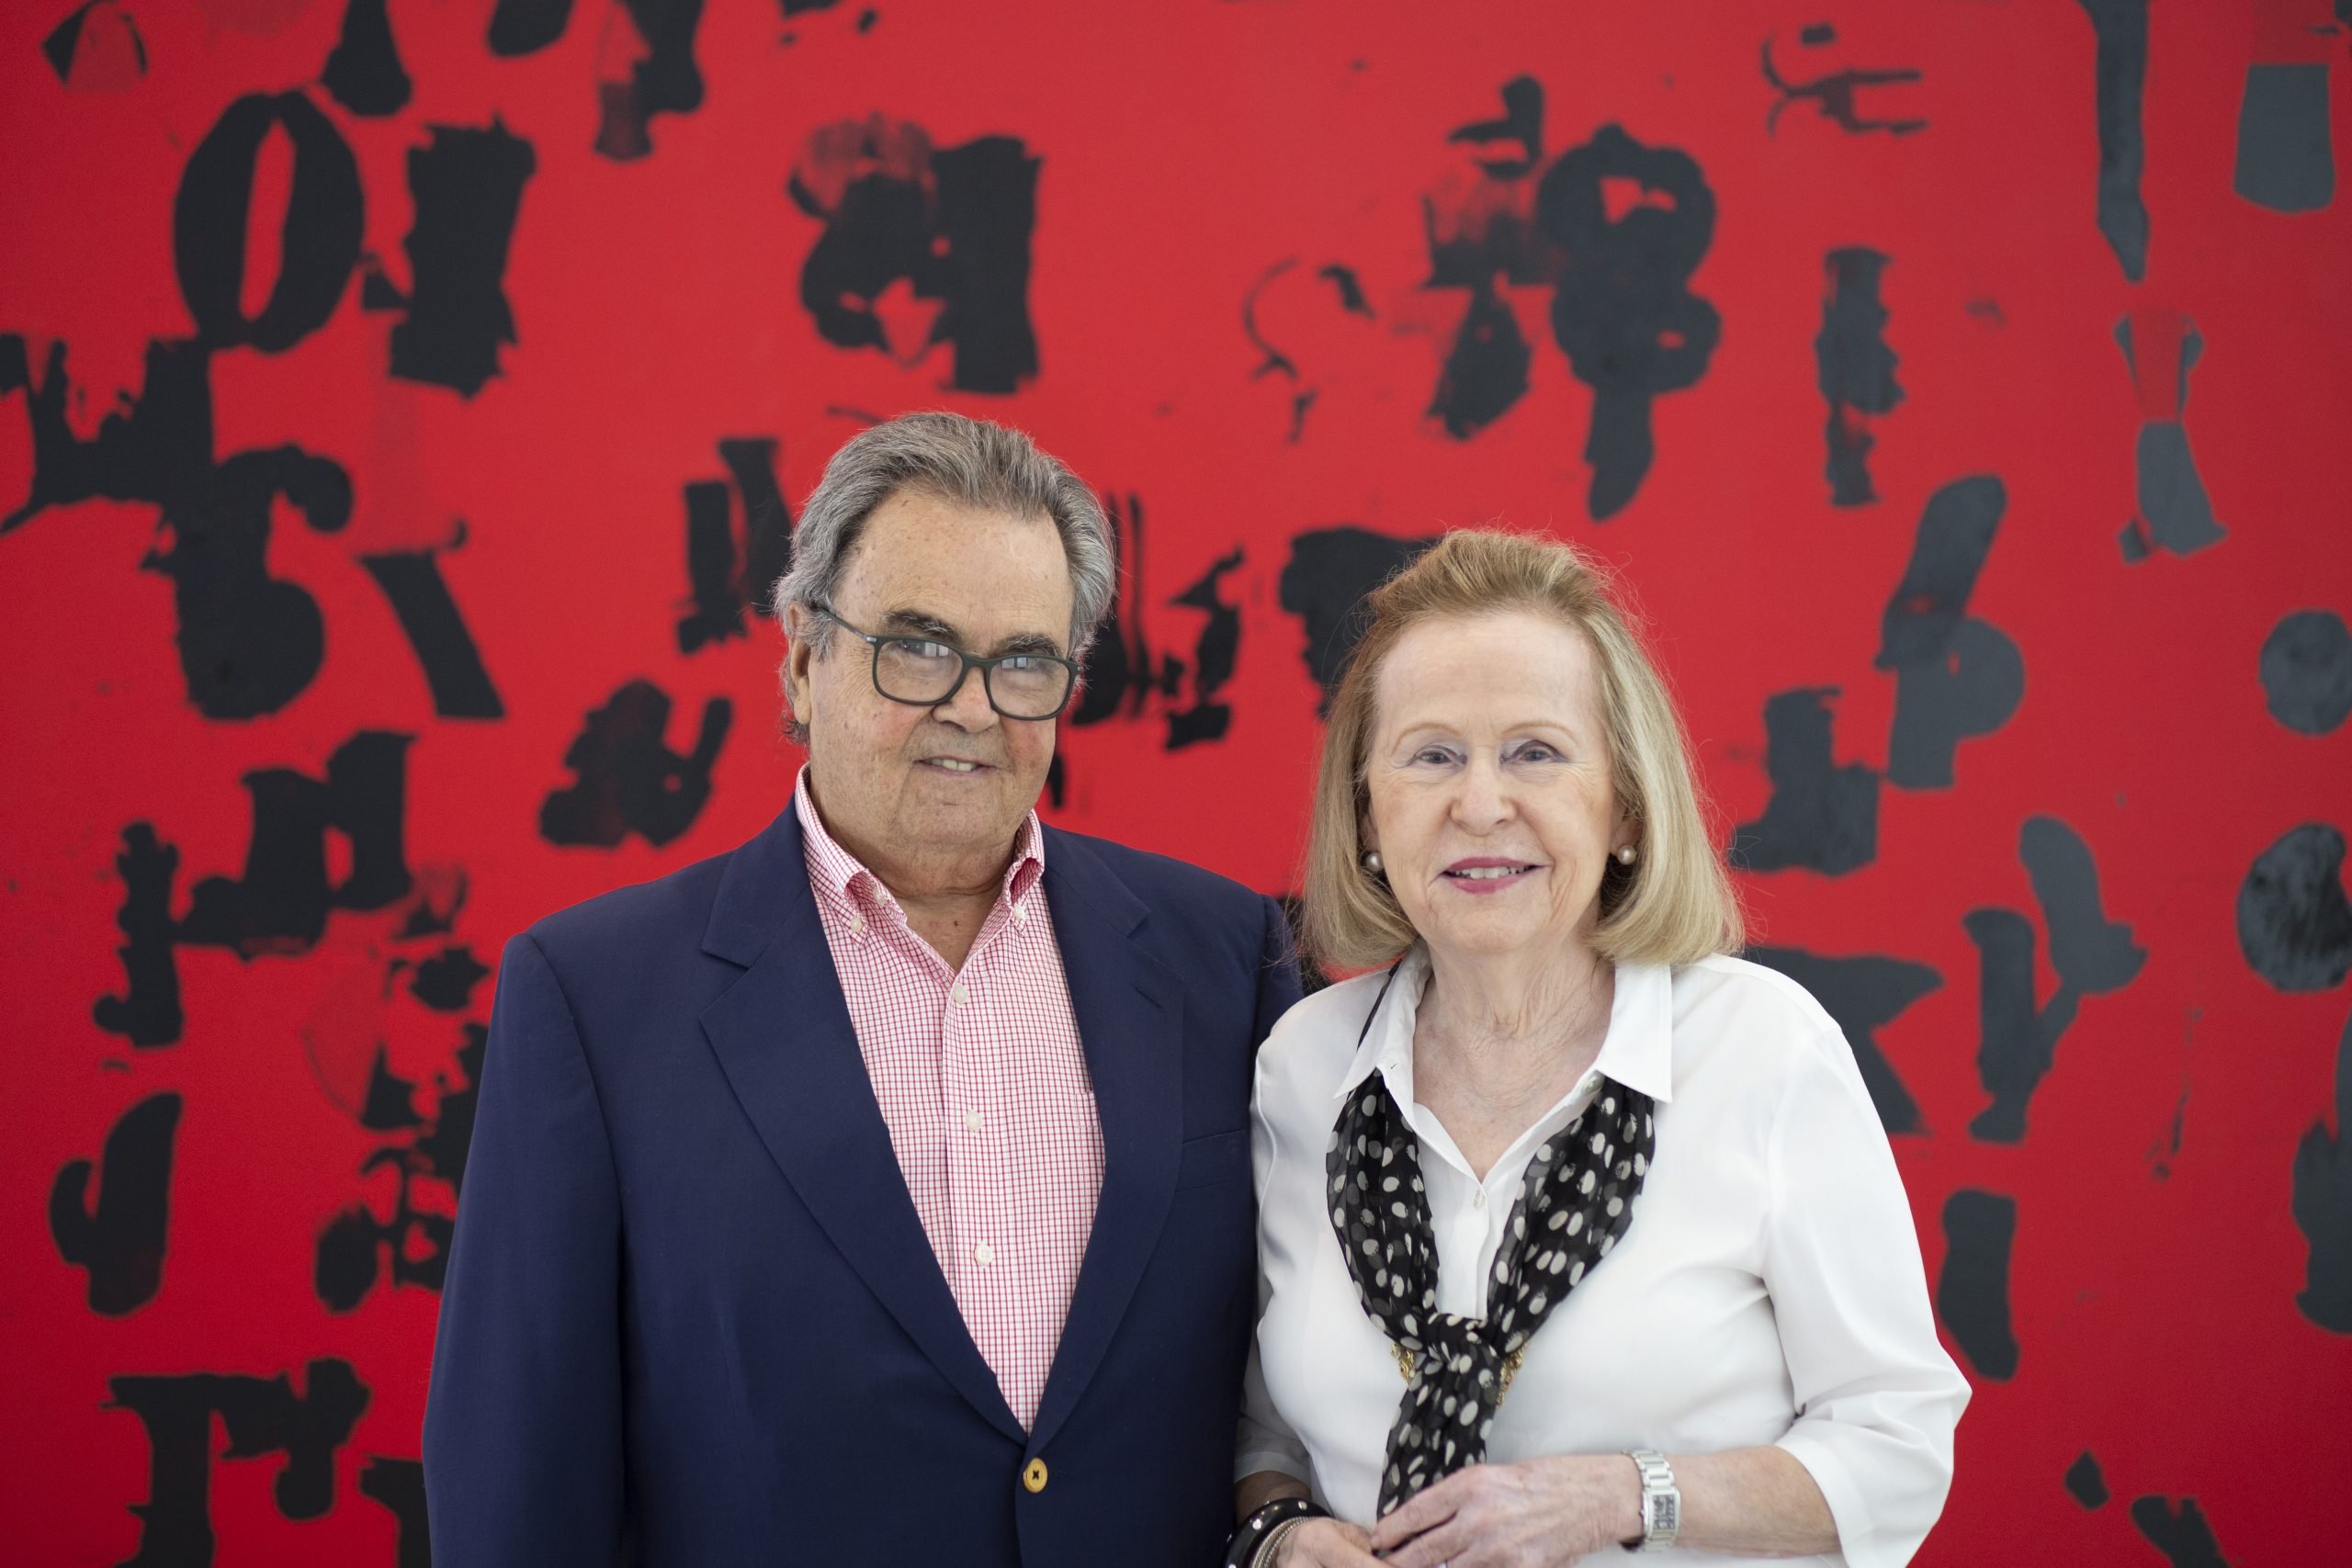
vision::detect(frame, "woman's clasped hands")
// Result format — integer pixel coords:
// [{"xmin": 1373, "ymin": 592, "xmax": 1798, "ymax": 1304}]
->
[{"xmin": 1275, "ymin": 1456, "xmax": 1641, "ymax": 1568}]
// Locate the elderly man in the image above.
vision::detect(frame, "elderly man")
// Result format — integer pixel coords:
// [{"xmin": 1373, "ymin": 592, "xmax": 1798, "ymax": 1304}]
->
[{"xmin": 424, "ymin": 413, "xmax": 1300, "ymax": 1565}]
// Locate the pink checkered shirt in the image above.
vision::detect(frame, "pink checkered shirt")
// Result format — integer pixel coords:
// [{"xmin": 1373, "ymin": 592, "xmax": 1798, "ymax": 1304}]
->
[{"xmin": 794, "ymin": 770, "xmax": 1104, "ymax": 1430}]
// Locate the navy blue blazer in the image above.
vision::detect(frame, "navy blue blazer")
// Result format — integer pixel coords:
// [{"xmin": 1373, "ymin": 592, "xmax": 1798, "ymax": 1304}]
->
[{"xmin": 423, "ymin": 804, "xmax": 1301, "ymax": 1566}]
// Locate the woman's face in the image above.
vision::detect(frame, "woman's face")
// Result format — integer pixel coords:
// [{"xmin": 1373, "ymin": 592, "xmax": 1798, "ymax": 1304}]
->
[{"xmin": 1363, "ymin": 611, "xmax": 1632, "ymax": 967}]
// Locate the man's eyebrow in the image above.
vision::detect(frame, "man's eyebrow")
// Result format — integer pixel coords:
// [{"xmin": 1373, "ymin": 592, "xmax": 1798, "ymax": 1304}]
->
[
  {"xmin": 878, "ymin": 608, "xmax": 963, "ymax": 642},
  {"xmin": 877, "ymin": 608, "xmax": 1063, "ymax": 659},
  {"xmin": 987, "ymin": 631, "xmax": 1066, "ymax": 659}
]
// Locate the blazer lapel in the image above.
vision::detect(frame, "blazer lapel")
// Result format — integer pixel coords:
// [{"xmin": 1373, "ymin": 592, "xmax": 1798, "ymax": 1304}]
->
[
  {"xmin": 697, "ymin": 807, "xmax": 1023, "ymax": 1444},
  {"xmin": 1026, "ymin": 829, "xmax": 1185, "ymax": 1454}
]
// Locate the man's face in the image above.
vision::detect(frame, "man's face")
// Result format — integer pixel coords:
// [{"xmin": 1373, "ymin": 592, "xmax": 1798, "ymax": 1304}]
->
[{"xmin": 786, "ymin": 487, "xmax": 1076, "ymax": 885}]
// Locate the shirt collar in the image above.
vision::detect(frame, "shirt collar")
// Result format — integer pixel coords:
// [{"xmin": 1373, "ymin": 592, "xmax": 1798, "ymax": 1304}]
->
[
  {"xmin": 1332, "ymin": 944, "xmax": 1677, "ymax": 1108},
  {"xmin": 792, "ymin": 765, "xmax": 1046, "ymax": 915}
]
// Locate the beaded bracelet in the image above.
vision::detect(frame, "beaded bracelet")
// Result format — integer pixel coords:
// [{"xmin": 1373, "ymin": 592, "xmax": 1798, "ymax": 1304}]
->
[{"xmin": 1223, "ymin": 1495, "xmax": 1329, "ymax": 1568}]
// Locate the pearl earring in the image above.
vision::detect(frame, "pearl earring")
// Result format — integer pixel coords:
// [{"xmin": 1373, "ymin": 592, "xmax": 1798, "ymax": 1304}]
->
[
  {"xmin": 1362, "ymin": 851, "xmax": 1385, "ymax": 874},
  {"xmin": 1614, "ymin": 844, "xmax": 1637, "ymax": 865}
]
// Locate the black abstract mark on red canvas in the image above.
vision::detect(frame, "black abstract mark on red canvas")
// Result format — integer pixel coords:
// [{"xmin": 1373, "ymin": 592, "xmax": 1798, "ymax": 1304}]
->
[
  {"xmin": 1877, "ymin": 475, "xmax": 2024, "ymax": 790},
  {"xmin": 94, "ymin": 827, "xmax": 184, "ymax": 1047},
  {"xmin": 318, "ymin": 1022, "xmax": 483, "ymax": 1311},
  {"xmin": 106, "ymin": 1359, "xmax": 370, "ymax": 1567},
  {"xmin": 1937, "ymin": 1189, "xmax": 2018, "ymax": 1381},
  {"xmin": 678, "ymin": 438, "xmax": 795, "ymax": 653},
  {"xmin": 2234, "ymin": 63, "xmax": 2335, "ymax": 214},
  {"xmin": 2076, "ymin": 0, "xmax": 2151, "ymax": 282},
  {"xmin": 93, "ymin": 734, "xmax": 417, "ymax": 1046},
  {"xmin": 179, "ymin": 731, "xmax": 417, "ymax": 953},
  {"xmin": 542, "ymin": 682, "xmax": 733, "ymax": 848},
  {"xmin": 360, "ymin": 539, "xmax": 507, "ymax": 717},
  {"xmin": 0, "ymin": 93, "xmax": 474, "ymax": 720},
  {"xmin": 1730, "ymin": 690, "xmax": 1879, "ymax": 876},
  {"xmin": 1240, "ymin": 260, "xmax": 1377, "ymax": 442},
  {"xmin": 597, "ymin": 0, "xmax": 707, "ymax": 161},
  {"xmin": 2261, "ymin": 611, "xmax": 2352, "ymax": 736},
  {"xmin": 1421, "ymin": 80, "xmax": 1546, "ymax": 439},
  {"xmin": 1968, "ymin": 817, "xmax": 2146, "ymax": 1144},
  {"xmin": 2130, "ymin": 1496, "xmax": 2232, "ymax": 1568},
  {"xmin": 322, "ymin": 0, "xmax": 412, "ymax": 118},
  {"xmin": 1534, "ymin": 124, "xmax": 1721, "ymax": 520},
  {"xmin": 1745, "ymin": 949, "xmax": 1940, "ymax": 1134},
  {"xmin": 1243, "ymin": 260, "xmax": 1321, "ymax": 444},
  {"xmin": 488, "ymin": 0, "xmax": 573, "ymax": 55},
  {"xmin": 176, "ymin": 93, "xmax": 366, "ymax": 355},
  {"xmin": 791, "ymin": 118, "xmax": 1040, "ymax": 393},
  {"xmin": 1759, "ymin": 33, "xmax": 1927, "ymax": 137},
  {"xmin": 360, "ymin": 1457, "xmax": 432, "ymax": 1568},
  {"xmin": 50, "ymin": 1093, "xmax": 181, "ymax": 1315},
  {"xmin": 1165, "ymin": 548, "xmax": 1246, "ymax": 750},
  {"xmin": 2238, "ymin": 824, "xmax": 2352, "ymax": 992},
  {"xmin": 1276, "ymin": 526, "xmax": 1440, "ymax": 715},
  {"xmin": 2065, "ymin": 1450, "xmax": 2110, "ymax": 1508},
  {"xmin": 1816, "ymin": 249, "xmax": 1902, "ymax": 506},
  {"xmin": 42, "ymin": 0, "xmax": 145, "ymax": 91},
  {"xmin": 360, "ymin": 121, "xmax": 537, "ymax": 397},
  {"xmin": 1069, "ymin": 496, "xmax": 1246, "ymax": 750},
  {"xmin": 2115, "ymin": 310, "xmax": 2226, "ymax": 562},
  {"xmin": 2291, "ymin": 1010, "xmax": 2352, "ymax": 1333},
  {"xmin": 409, "ymin": 944, "xmax": 492, "ymax": 1011}
]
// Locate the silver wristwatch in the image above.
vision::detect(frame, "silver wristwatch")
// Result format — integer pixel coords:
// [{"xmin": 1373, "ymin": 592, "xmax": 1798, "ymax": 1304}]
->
[{"xmin": 1623, "ymin": 1449, "xmax": 1679, "ymax": 1551}]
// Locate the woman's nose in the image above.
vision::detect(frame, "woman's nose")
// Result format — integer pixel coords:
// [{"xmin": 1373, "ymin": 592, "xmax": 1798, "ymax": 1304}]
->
[{"xmin": 1449, "ymin": 756, "xmax": 1513, "ymax": 829}]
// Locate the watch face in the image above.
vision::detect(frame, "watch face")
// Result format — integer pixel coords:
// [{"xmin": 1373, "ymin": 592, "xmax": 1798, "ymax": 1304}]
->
[{"xmin": 1653, "ymin": 1494, "xmax": 1680, "ymax": 1540}]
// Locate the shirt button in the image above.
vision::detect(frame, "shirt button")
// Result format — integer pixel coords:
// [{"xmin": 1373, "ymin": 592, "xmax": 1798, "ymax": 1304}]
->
[
  {"xmin": 1022, "ymin": 1458, "xmax": 1049, "ymax": 1494},
  {"xmin": 951, "ymin": 981, "xmax": 968, "ymax": 1005},
  {"xmin": 964, "ymin": 1110, "xmax": 984, "ymax": 1133},
  {"xmin": 974, "ymin": 1242, "xmax": 995, "ymax": 1267}
]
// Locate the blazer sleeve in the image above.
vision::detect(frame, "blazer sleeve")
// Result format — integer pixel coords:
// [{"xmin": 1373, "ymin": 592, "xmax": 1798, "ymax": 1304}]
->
[
  {"xmin": 1251, "ymin": 895, "xmax": 1306, "ymax": 1048},
  {"xmin": 424, "ymin": 932, "xmax": 626, "ymax": 1567}
]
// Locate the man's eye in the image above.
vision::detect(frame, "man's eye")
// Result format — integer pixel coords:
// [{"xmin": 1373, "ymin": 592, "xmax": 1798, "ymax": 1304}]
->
[
  {"xmin": 904, "ymin": 641, "xmax": 956, "ymax": 661},
  {"xmin": 1000, "ymin": 656, "xmax": 1039, "ymax": 673}
]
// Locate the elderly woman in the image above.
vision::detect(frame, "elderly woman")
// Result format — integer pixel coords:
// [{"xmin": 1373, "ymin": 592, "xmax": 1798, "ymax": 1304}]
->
[{"xmin": 1229, "ymin": 531, "xmax": 1967, "ymax": 1568}]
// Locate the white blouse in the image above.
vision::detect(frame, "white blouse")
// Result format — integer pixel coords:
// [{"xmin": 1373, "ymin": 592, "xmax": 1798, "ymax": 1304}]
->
[{"xmin": 1238, "ymin": 948, "xmax": 1968, "ymax": 1568}]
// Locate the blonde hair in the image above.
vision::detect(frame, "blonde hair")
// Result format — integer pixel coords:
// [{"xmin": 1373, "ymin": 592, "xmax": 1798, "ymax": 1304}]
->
[{"xmin": 1302, "ymin": 528, "xmax": 1743, "ymax": 976}]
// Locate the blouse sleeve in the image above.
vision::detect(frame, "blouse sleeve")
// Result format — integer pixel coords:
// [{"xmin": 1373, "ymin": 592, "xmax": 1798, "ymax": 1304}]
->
[
  {"xmin": 1762, "ymin": 1029, "xmax": 1972, "ymax": 1568},
  {"xmin": 1236, "ymin": 1045, "xmax": 1314, "ymax": 1486}
]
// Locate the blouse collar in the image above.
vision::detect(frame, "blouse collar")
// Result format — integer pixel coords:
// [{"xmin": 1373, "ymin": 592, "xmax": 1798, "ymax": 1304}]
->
[{"xmin": 1332, "ymin": 942, "xmax": 1677, "ymax": 1111}]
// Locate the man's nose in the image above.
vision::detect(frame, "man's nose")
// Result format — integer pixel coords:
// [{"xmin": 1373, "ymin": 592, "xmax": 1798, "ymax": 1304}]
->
[{"xmin": 933, "ymin": 664, "xmax": 1001, "ymax": 730}]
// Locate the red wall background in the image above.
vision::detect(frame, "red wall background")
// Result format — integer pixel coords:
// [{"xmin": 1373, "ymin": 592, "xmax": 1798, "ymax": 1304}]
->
[{"xmin": 5, "ymin": 1, "xmax": 2350, "ymax": 1562}]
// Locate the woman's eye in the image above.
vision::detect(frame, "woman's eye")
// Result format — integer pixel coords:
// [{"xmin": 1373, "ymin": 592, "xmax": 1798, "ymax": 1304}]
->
[
  {"xmin": 1511, "ymin": 743, "xmax": 1559, "ymax": 763},
  {"xmin": 1412, "ymin": 748, "xmax": 1455, "ymax": 765}
]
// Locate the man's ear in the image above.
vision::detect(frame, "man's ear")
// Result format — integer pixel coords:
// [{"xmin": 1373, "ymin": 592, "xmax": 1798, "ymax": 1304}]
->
[{"xmin": 784, "ymin": 604, "xmax": 820, "ymax": 717}]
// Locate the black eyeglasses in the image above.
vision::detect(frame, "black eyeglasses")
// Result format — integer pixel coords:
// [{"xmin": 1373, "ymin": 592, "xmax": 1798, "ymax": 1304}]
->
[{"xmin": 814, "ymin": 605, "xmax": 1080, "ymax": 720}]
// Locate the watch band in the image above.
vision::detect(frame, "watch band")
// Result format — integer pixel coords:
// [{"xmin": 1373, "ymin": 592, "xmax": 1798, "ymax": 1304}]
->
[{"xmin": 1623, "ymin": 1449, "xmax": 1679, "ymax": 1551}]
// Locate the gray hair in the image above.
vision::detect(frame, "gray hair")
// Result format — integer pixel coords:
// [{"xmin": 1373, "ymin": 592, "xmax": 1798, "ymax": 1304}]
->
[{"xmin": 771, "ymin": 412, "xmax": 1115, "ymax": 741}]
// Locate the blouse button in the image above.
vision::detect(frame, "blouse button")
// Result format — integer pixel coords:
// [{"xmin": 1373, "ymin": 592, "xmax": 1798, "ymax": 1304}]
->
[{"xmin": 1474, "ymin": 1188, "xmax": 1487, "ymax": 1208}]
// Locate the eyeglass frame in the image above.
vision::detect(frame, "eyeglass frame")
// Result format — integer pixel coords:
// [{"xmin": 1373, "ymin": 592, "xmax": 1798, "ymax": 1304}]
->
[{"xmin": 809, "ymin": 603, "xmax": 1082, "ymax": 721}]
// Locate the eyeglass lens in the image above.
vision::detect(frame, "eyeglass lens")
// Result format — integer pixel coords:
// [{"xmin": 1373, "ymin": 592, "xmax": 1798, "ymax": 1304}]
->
[{"xmin": 874, "ymin": 638, "xmax": 1072, "ymax": 717}]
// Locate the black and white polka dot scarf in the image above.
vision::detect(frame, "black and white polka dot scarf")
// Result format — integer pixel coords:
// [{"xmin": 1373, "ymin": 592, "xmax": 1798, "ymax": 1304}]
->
[{"xmin": 1325, "ymin": 970, "xmax": 1655, "ymax": 1516}]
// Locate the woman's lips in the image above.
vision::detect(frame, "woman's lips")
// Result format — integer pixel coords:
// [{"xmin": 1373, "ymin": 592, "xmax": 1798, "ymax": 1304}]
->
[{"xmin": 1440, "ymin": 861, "xmax": 1540, "ymax": 894}]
